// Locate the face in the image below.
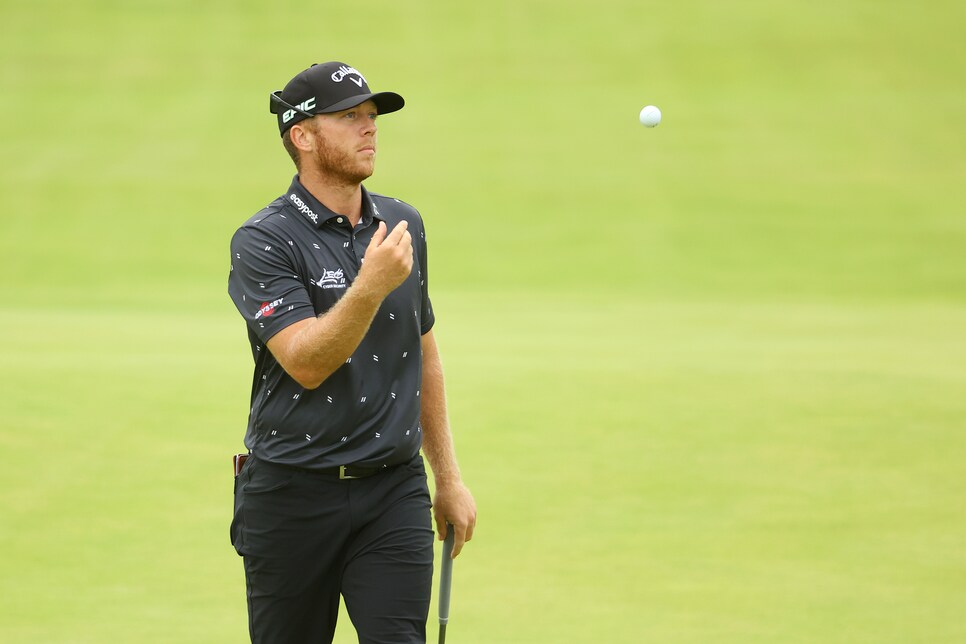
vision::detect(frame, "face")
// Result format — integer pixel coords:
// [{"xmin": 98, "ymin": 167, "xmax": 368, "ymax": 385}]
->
[{"xmin": 302, "ymin": 99, "xmax": 379, "ymax": 184}]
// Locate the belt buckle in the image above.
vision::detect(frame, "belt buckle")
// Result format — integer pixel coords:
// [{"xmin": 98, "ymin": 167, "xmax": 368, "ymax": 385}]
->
[{"xmin": 339, "ymin": 465, "xmax": 360, "ymax": 480}]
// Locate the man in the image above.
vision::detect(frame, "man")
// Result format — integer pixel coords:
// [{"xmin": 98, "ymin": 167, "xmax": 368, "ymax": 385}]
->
[{"xmin": 228, "ymin": 61, "xmax": 477, "ymax": 644}]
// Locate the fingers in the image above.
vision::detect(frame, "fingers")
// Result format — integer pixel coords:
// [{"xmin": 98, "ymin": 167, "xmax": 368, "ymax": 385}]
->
[
  {"xmin": 368, "ymin": 221, "xmax": 387, "ymax": 249},
  {"xmin": 384, "ymin": 220, "xmax": 409, "ymax": 246},
  {"xmin": 451, "ymin": 523, "xmax": 469, "ymax": 558},
  {"xmin": 433, "ymin": 484, "xmax": 477, "ymax": 558},
  {"xmin": 434, "ymin": 519, "xmax": 469, "ymax": 558},
  {"xmin": 435, "ymin": 514, "xmax": 448, "ymax": 541},
  {"xmin": 369, "ymin": 221, "xmax": 410, "ymax": 253},
  {"xmin": 435, "ymin": 512, "xmax": 476, "ymax": 558},
  {"xmin": 358, "ymin": 219, "xmax": 414, "ymax": 298}
]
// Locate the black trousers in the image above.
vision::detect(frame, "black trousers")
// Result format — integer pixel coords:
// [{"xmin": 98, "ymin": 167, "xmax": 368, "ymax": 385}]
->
[{"xmin": 231, "ymin": 455, "xmax": 435, "ymax": 644}]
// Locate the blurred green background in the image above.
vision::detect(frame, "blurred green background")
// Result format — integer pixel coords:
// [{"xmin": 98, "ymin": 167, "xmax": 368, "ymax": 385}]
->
[{"xmin": 2, "ymin": 0, "xmax": 965, "ymax": 641}]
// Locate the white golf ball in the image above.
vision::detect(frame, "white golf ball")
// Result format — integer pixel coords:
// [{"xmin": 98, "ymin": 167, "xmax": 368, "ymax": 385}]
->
[{"xmin": 639, "ymin": 105, "xmax": 661, "ymax": 127}]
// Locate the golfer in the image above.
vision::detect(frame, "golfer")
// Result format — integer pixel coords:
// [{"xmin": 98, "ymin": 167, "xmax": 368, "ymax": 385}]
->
[{"xmin": 227, "ymin": 61, "xmax": 477, "ymax": 644}]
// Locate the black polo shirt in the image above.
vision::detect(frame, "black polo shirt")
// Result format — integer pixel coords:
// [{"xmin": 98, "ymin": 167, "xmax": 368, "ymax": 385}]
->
[{"xmin": 228, "ymin": 176, "xmax": 434, "ymax": 470}]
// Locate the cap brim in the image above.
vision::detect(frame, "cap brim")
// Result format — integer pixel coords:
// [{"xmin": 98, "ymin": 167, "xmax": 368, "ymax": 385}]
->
[{"xmin": 318, "ymin": 91, "xmax": 405, "ymax": 115}]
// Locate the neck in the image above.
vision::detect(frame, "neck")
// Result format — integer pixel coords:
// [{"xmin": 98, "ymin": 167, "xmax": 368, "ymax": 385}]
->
[{"xmin": 298, "ymin": 168, "xmax": 364, "ymax": 225}]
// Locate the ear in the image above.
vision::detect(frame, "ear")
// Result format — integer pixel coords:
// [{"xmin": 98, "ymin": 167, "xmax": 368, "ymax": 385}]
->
[{"xmin": 289, "ymin": 121, "xmax": 316, "ymax": 154}]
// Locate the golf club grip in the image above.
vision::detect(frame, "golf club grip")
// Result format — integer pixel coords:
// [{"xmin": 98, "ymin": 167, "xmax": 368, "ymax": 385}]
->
[{"xmin": 438, "ymin": 525, "xmax": 455, "ymax": 625}]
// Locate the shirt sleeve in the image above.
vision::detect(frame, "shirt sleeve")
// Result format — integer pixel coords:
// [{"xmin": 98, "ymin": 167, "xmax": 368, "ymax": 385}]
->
[{"xmin": 228, "ymin": 224, "xmax": 317, "ymax": 343}]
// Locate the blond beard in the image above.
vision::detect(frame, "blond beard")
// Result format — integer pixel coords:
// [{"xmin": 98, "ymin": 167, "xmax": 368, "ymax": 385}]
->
[{"xmin": 311, "ymin": 130, "xmax": 374, "ymax": 186}]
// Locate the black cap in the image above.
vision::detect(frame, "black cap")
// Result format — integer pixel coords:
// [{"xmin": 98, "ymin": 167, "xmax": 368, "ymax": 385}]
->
[{"xmin": 270, "ymin": 62, "xmax": 405, "ymax": 136}]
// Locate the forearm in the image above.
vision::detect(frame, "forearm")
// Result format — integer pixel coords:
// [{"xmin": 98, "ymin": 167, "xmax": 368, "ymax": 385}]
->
[
  {"xmin": 267, "ymin": 219, "xmax": 414, "ymax": 390},
  {"xmin": 272, "ymin": 281, "xmax": 383, "ymax": 389},
  {"xmin": 419, "ymin": 331, "xmax": 462, "ymax": 484},
  {"xmin": 420, "ymin": 330, "xmax": 477, "ymax": 553}
]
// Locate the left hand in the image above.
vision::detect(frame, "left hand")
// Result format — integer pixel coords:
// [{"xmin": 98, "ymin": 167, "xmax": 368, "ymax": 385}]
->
[{"xmin": 433, "ymin": 479, "xmax": 477, "ymax": 558}]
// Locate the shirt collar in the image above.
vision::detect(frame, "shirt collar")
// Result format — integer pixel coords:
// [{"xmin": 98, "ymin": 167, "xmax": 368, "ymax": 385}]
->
[{"xmin": 285, "ymin": 175, "xmax": 384, "ymax": 229}]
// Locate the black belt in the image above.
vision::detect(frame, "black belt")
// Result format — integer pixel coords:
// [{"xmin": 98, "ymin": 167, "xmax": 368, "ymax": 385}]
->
[{"xmin": 249, "ymin": 455, "xmax": 388, "ymax": 480}]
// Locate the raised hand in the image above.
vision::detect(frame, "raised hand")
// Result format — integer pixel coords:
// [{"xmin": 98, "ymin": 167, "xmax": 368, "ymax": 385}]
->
[{"xmin": 358, "ymin": 221, "xmax": 414, "ymax": 299}]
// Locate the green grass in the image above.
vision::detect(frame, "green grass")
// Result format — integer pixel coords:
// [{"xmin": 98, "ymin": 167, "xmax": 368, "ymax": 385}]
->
[{"xmin": 2, "ymin": 0, "xmax": 965, "ymax": 641}]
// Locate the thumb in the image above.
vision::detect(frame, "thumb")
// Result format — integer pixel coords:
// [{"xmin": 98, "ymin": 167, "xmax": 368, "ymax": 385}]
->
[{"xmin": 368, "ymin": 221, "xmax": 387, "ymax": 249}]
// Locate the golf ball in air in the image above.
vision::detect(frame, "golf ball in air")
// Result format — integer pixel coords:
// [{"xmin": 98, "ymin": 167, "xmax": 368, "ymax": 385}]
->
[{"xmin": 639, "ymin": 105, "xmax": 661, "ymax": 127}]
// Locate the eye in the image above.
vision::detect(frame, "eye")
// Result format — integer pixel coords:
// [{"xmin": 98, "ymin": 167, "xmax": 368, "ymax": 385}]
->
[{"xmin": 343, "ymin": 111, "xmax": 357, "ymax": 120}]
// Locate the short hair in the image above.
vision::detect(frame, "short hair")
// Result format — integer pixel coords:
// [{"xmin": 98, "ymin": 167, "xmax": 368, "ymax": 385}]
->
[{"xmin": 281, "ymin": 128, "xmax": 301, "ymax": 171}]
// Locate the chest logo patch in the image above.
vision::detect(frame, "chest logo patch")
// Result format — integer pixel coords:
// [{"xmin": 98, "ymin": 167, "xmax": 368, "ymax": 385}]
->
[{"xmin": 315, "ymin": 268, "xmax": 347, "ymax": 290}]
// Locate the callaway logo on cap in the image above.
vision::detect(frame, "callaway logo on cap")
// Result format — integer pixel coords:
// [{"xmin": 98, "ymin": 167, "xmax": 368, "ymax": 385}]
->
[{"xmin": 269, "ymin": 61, "xmax": 405, "ymax": 136}]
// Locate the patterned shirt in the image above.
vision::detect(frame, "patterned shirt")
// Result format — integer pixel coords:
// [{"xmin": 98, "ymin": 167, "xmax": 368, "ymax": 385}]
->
[{"xmin": 228, "ymin": 176, "xmax": 434, "ymax": 470}]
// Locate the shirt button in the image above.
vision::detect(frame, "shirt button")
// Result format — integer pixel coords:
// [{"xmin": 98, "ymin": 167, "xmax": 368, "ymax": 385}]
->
[{"xmin": 336, "ymin": 217, "xmax": 344, "ymax": 224}]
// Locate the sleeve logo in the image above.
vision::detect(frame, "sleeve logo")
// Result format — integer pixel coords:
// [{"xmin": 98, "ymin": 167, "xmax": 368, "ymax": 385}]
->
[{"xmin": 254, "ymin": 298, "xmax": 284, "ymax": 320}]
